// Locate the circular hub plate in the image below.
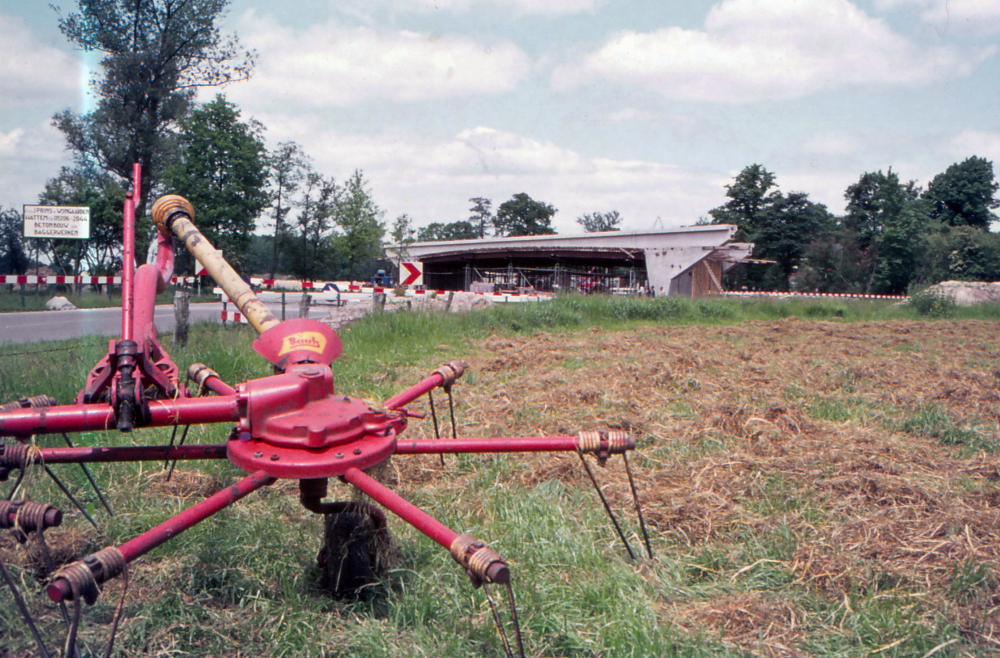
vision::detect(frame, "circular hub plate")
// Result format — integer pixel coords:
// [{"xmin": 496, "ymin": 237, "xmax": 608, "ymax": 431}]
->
[{"xmin": 227, "ymin": 430, "xmax": 397, "ymax": 478}]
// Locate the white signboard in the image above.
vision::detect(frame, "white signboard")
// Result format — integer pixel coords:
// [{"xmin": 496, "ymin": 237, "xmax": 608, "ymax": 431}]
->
[{"xmin": 22, "ymin": 205, "xmax": 91, "ymax": 240}]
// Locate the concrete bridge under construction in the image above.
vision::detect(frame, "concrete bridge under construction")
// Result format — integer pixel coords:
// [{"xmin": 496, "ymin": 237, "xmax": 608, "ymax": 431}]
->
[{"xmin": 397, "ymin": 225, "xmax": 753, "ymax": 297}]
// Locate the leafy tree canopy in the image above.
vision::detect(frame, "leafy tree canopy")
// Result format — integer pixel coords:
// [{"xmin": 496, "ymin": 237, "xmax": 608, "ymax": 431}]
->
[
  {"xmin": 289, "ymin": 172, "xmax": 339, "ymax": 280},
  {"xmin": 418, "ymin": 221, "xmax": 479, "ymax": 242},
  {"xmin": 468, "ymin": 197, "xmax": 492, "ymax": 239},
  {"xmin": 493, "ymin": 193, "xmax": 557, "ymax": 237},
  {"xmin": 922, "ymin": 156, "xmax": 999, "ymax": 229},
  {"xmin": 577, "ymin": 210, "xmax": 622, "ymax": 232},
  {"xmin": 52, "ymin": 0, "xmax": 254, "ymax": 217},
  {"xmin": 264, "ymin": 141, "xmax": 309, "ymax": 277},
  {"xmin": 708, "ymin": 164, "xmax": 780, "ymax": 239},
  {"xmin": 0, "ymin": 209, "xmax": 30, "ymax": 275},
  {"xmin": 333, "ymin": 170, "xmax": 385, "ymax": 281},
  {"xmin": 163, "ymin": 95, "xmax": 269, "ymax": 273},
  {"xmin": 39, "ymin": 164, "xmax": 127, "ymax": 275}
]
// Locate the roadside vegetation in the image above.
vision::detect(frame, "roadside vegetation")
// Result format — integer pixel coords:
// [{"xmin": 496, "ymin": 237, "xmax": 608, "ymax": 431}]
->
[{"xmin": 2, "ymin": 296, "xmax": 999, "ymax": 657}]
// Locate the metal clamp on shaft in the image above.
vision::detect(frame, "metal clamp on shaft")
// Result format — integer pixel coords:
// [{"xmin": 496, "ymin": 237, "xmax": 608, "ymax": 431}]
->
[
  {"xmin": 450, "ymin": 533, "xmax": 509, "ymax": 587},
  {"xmin": 48, "ymin": 547, "xmax": 126, "ymax": 604},
  {"xmin": 434, "ymin": 360, "xmax": 467, "ymax": 389},
  {"xmin": 0, "ymin": 396, "xmax": 56, "ymax": 413},
  {"xmin": 0, "ymin": 500, "xmax": 63, "ymax": 542},
  {"xmin": 577, "ymin": 430, "xmax": 635, "ymax": 465}
]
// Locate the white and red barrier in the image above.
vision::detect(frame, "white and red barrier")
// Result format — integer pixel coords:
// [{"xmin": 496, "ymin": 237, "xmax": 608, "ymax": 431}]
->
[
  {"xmin": 220, "ymin": 310, "xmax": 249, "ymax": 324},
  {"xmin": 724, "ymin": 291, "xmax": 907, "ymax": 300},
  {"xmin": 0, "ymin": 275, "xmax": 123, "ymax": 285}
]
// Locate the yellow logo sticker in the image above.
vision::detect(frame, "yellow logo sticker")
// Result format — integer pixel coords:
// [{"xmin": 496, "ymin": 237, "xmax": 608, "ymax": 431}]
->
[{"xmin": 278, "ymin": 331, "xmax": 326, "ymax": 356}]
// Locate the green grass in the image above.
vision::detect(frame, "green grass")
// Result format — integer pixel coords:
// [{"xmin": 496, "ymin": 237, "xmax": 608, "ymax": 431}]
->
[
  {"xmin": 2, "ymin": 296, "xmax": 998, "ymax": 656},
  {"xmin": 896, "ymin": 404, "xmax": 997, "ymax": 454}
]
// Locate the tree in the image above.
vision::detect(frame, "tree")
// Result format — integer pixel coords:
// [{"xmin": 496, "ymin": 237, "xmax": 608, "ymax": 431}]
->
[
  {"xmin": 753, "ymin": 192, "xmax": 833, "ymax": 290},
  {"xmin": 493, "ymin": 193, "xmax": 557, "ymax": 237},
  {"xmin": 290, "ymin": 172, "xmax": 339, "ymax": 280},
  {"xmin": 922, "ymin": 225, "xmax": 1000, "ymax": 283},
  {"xmin": 839, "ymin": 169, "xmax": 925, "ymax": 293},
  {"xmin": 922, "ymin": 156, "xmax": 999, "ymax": 229},
  {"xmin": 709, "ymin": 164, "xmax": 780, "ymax": 240},
  {"xmin": 468, "ymin": 197, "xmax": 492, "ymax": 238},
  {"xmin": 265, "ymin": 142, "xmax": 309, "ymax": 277},
  {"xmin": 870, "ymin": 203, "xmax": 926, "ymax": 294},
  {"xmin": 333, "ymin": 170, "xmax": 385, "ymax": 280},
  {"xmin": 163, "ymin": 95, "xmax": 269, "ymax": 273},
  {"xmin": 386, "ymin": 213, "xmax": 416, "ymax": 267},
  {"xmin": 417, "ymin": 221, "xmax": 479, "ymax": 242},
  {"xmin": 577, "ymin": 210, "xmax": 622, "ymax": 232},
  {"xmin": 52, "ymin": 0, "xmax": 255, "ymax": 220},
  {"xmin": 38, "ymin": 164, "xmax": 126, "ymax": 276},
  {"xmin": 0, "ymin": 209, "xmax": 29, "ymax": 275}
]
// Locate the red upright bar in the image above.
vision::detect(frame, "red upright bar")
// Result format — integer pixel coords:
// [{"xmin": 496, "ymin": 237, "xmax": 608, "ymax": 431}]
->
[{"xmin": 120, "ymin": 165, "xmax": 140, "ymax": 342}]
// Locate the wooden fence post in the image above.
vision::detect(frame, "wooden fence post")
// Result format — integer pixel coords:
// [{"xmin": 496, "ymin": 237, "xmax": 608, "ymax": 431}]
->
[{"xmin": 173, "ymin": 290, "xmax": 190, "ymax": 348}]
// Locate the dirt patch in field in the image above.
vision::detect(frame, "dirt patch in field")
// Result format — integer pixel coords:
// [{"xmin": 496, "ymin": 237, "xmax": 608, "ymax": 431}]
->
[{"xmin": 396, "ymin": 318, "xmax": 1000, "ymax": 655}]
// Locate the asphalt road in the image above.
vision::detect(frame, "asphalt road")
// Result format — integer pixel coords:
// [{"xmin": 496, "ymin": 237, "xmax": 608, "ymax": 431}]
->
[{"xmin": 0, "ymin": 303, "xmax": 229, "ymax": 345}]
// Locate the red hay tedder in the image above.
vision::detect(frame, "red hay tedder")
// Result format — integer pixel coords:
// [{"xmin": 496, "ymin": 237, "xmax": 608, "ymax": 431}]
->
[{"xmin": 0, "ymin": 165, "xmax": 650, "ymax": 657}]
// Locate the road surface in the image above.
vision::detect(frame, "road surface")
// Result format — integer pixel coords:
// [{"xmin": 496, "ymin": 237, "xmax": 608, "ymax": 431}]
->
[{"xmin": 0, "ymin": 303, "xmax": 237, "ymax": 345}]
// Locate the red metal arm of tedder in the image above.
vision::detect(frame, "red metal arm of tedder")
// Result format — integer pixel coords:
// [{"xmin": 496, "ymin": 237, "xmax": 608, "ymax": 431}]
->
[
  {"xmin": 396, "ymin": 436, "xmax": 582, "ymax": 455},
  {"xmin": 343, "ymin": 466, "xmax": 509, "ymax": 585},
  {"xmin": 0, "ymin": 395, "xmax": 241, "ymax": 438},
  {"xmin": 5, "ymin": 444, "xmax": 228, "ymax": 465},
  {"xmin": 48, "ymin": 470, "xmax": 274, "ymax": 602}
]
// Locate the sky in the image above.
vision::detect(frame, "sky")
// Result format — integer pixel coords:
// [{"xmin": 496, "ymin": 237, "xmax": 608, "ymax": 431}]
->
[{"xmin": 0, "ymin": 0, "xmax": 997, "ymax": 235}]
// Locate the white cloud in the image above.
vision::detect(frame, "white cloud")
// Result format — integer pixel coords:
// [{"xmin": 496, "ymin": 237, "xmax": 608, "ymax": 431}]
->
[
  {"xmin": 384, "ymin": 0, "xmax": 606, "ymax": 15},
  {"xmin": 875, "ymin": 0, "xmax": 1000, "ymax": 35},
  {"xmin": 553, "ymin": 0, "xmax": 991, "ymax": 102},
  {"xmin": 219, "ymin": 12, "xmax": 530, "ymax": 109},
  {"xmin": 0, "ymin": 121, "xmax": 73, "ymax": 208},
  {"xmin": 0, "ymin": 14, "xmax": 79, "ymax": 108},
  {"xmin": 253, "ymin": 121, "xmax": 729, "ymax": 233},
  {"xmin": 608, "ymin": 108, "xmax": 660, "ymax": 124},
  {"xmin": 945, "ymin": 130, "xmax": 1000, "ymax": 165},
  {"xmin": 802, "ymin": 134, "xmax": 864, "ymax": 157},
  {"xmin": 0, "ymin": 129, "xmax": 24, "ymax": 156}
]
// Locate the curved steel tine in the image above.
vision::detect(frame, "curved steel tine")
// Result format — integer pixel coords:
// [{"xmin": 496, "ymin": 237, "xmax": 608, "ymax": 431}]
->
[{"xmin": 577, "ymin": 450, "xmax": 636, "ymax": 560}]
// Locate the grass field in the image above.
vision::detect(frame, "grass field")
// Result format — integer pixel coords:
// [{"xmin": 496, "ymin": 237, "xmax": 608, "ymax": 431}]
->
[{"xmin": 1, "ymin": 295, "xmax": 998, "ymax": 657}]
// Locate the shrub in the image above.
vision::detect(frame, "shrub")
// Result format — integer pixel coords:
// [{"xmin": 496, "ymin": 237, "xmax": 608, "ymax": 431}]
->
[{"xmin": 909, "ymin": 289, "xmax": 956, "ymax": 318}]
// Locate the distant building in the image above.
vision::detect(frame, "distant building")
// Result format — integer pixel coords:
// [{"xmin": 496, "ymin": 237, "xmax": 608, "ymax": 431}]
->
[{"xmin": 396, "ymin": 225, "xmax": 752, "ymax": 297}]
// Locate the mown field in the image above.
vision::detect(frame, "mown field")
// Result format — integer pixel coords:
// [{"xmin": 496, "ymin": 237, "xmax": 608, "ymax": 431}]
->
[{"xmin": 1, "ymin": 295, "xmax": 998, "ymax": 657}]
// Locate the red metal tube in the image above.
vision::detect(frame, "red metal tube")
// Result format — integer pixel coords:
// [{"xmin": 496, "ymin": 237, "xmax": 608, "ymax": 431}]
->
[
  {"xmin": 395, "ymin": 436, "xmax": 580, "ymax": 455},
  {"xmin": 47, "ymin": 469, "xmax": 274, "ymax": 602},
  {"xmin": 24, "ymin": 444, "xmax": 227, "ymax": 465},
  {"xmin": 133, "ymin": 264, "xmax": 162, "ymax": 341},
  {"xmin": 202, "ymin": 375, "xmax": 237, "ymax": 397},
  {"xmin": 342, "ymin": 466, "xmax": 457, "ymax": 549},
  {"xmin": 383, "ymin": 372, "xmax": 445, "ymax": 410},
  {"xmin": 145, "ymin": 394, "xmax": 242, "ymax": 426},
  {"xmin": 0, "ymin": 395, "xmax": 239, "ymax": 438},
  {"xmin": 121, "ymin": 190, "xmax": 136, "ymax": 342},
  {"xmin": 0, "ymin": 404, "xmax": 115, "ymax": 437},
  {"xmin": 154, "ymin": 230, "xmax": 174, "ymax": 286}
]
